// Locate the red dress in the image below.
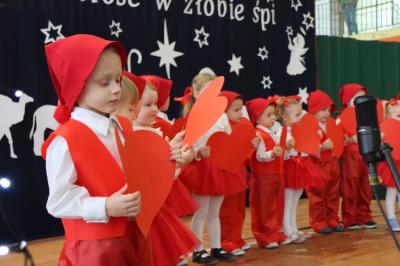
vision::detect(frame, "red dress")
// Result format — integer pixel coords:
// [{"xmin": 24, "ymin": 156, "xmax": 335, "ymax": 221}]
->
[{"xmin": 378, "ymin": 160, "xmax": 400, "ymax": 188}]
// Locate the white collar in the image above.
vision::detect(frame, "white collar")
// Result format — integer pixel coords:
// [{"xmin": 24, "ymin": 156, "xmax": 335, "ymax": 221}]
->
[{"xmin": 71, "ymin": 107, "xmax": 120, "ymax": 136}]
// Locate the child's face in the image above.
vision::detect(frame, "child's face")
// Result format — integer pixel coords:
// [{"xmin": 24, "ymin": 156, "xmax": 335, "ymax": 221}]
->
[
  {"xmin": 314, "ymin": 106, "xmax": 331, "ymax": 123},
  {"xmin": 388, "ymin": 105, "xmax": 400, "ymax": 121},
  {"xmin": 193, "ymin": 81, "xmax": 211, "ymax": 99},
  {"xmin": 348, "ymin": 90, "xmax": 366, "ymax": 107},
  {"xmin": 136, "ymin": 89, "xmax": 158, "ymax": 125},
  {"xmin": 159, "ymin": 96, "xmax": 170, "ymax": 112},
  {"xmin": 226, "ymin": 98, "xmax": 243, "ymax": 123},
  {"xmin": 77, "ymin": 48, "xmax": 122, "ymax": 115},
  {"xmin": 282, "ymin": 103, "xmax": 302, "ymax": 126},
  {"xmin": 257, "ymin": 105, "xmax": 276, "ymax": 128},
  {"xmin": 116, "ymin": 101, "xmax": 140, "ymax": 122}
]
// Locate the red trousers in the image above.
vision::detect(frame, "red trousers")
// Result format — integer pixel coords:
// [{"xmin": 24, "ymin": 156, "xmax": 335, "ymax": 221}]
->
[
  {"xmin": 307, "ymin": 158, "xmax": 341, "ymax": 232},
  {"xmin": 341, "ymin": 150, "xmax": 373, "ymax": 226},
  {"xmin": 220, "ymin": 190, "xmax": 247, "ymax": 252},
  {"xmin": 250, "ymin": 173, "xmax": 286, "ymax": 247},
  {"xmin": 58, "ymin": 221, "xmax": 153, "ymax": 266}
]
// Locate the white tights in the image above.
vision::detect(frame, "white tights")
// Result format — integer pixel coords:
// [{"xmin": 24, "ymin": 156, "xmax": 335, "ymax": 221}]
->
[
  {"xmin": 191, "ymin": 194, "xmax": 224, "ymax": 251},
  {"xmin": 386, "ymin": 187, "xmax": 400, "ymax": 219},
  {"xmin": 283, "ymin": 188, "xmax": 303, "ymax": 238}
]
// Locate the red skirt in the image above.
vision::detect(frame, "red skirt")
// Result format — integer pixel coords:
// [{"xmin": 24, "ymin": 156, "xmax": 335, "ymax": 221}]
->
[
  {"xmin": 378, "ymin": 160, "xmax": 400, "ymax": 188},
  {"xmin": 180, "ymin": 158, "xmax": 247, "ymax": 196},
  {"xmin": 164, "ymin": 179, "xmax": 198, "ymax": 217},
  {"xmin": 58, "ymin": 221, "xmax": 153, "ymax": 266},
  {"xmin": 284, "ymin": 156, "xmax": 327, "ymax": 189},
  {"xmin": 149, "ymin": 207, "xmax": 200, "ymax": 266}
]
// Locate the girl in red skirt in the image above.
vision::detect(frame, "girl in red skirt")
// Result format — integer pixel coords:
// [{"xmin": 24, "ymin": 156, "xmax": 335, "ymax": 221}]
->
[
  {"xmin": 277, "ymin": 96, "xmax": 316, "ymax": 243},
  {"xmin": 115, "ymin": 73, "xmax": 200, "ymax": 266},
  {"xmin": 180, "ymin": 73, "xmax": 241, "ymax": 264},
  {"xmin": 378, "ymin": 99, "xmax": 400, "ymax": 231},
  {"xmin": 218, "ymin": 91, "xmax": 254, "ymax": 256},
  {"xmin": 307, "ymin": 90, "xmax": 344, "ymax": 234},
  {"xmin": 246, "ymin": 97, "xmax": 291, "ymax": 249},
  {"xmin": 337, "ymin": 84, "xmax": 376, "ymax": 230}
]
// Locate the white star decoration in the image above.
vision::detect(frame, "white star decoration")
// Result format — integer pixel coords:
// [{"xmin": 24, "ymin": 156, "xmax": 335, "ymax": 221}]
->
[
  {"xmin": 286, "ymin": 26, "xmax": 294, "ymax": 36},
  {"xmin": 227, "ymin": 54, "xmax": 244, "ymax": 76},
  {"xmin": 291, "ymin": 0, "xmax": 302, "ymax": 12},
  {"xmin": 151, "ymin": 19, "xmax": 184, "ymax": 79},
  {"xmin": 40, "ymin": 20, "xmax": 65, "ymax": 44},
  {"xmin": 193, "ymin": 26, "xmax": 210, "ymax": 48},
  {"xmin": 297, "ymin": 87, "xmax": 309, "ymax": 104},
  {"xmin": 302, "ymin": 12, "xmax": 315, "ymax": 30},
  {"xmin": 109, "ymin": 20, "xmax": 123, "ymax": 38},
  {"xmin": 261, "ymin": 76, "xmax": 273, "ymax": 90},
  {"xmin": 257, "ymin": 47, "xmax": 269, "ymax": 61}
]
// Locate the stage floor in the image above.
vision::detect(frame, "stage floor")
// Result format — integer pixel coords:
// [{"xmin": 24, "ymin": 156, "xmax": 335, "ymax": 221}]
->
[{"xmin": 1, "ymin": 199, "xmax": 400, "ymax": 265}]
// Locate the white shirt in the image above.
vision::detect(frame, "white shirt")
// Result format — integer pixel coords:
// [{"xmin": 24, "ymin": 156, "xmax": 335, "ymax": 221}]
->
[
  {"xmin": 46, "ymin": 107, "xmax": 124, "ymax": 223},
  {"xmin": 192, "ymin": 113, "xmax": 231, "ymax": 150},
  {"xmin": 256, "ymin": 125, "xmax": 280, "ymax": 162}
]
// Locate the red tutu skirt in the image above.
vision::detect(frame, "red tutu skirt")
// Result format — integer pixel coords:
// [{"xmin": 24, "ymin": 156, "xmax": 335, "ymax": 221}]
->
[
  {"xmin": 378, "ymin": 160, "xmax": 400, "ymax": 188},
  {"xmin": 164, "ymin": 179, "xmax": 198, "ymax": 217},
  {"xmin": 180, "ymin": 158, "xmax": 247, "ymax": 196},
  {"xmin": 149, "ymin": 207, "xmax": 200, "ymax": 266},
  {"xmin": 284, "ymin": 156, "xmax": 327, "ymax": 189}
]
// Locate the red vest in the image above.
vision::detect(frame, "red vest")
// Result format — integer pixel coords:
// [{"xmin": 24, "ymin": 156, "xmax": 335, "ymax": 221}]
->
[
  {"xmin": 320, "ymin": 128, "xmax": 334, "ymax": 162},
  {"xmin": 42, "ymin": 115, "xmax": 133, "ymax": 240},
  {"xmin": 251, "ymin": 128, "xmax": 283, "ymax": 175}
]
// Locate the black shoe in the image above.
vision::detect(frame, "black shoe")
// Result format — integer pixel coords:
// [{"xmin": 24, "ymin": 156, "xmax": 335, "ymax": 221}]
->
[
  {"xmin": 348, "ymin": 224, "xmax": 361, "ymax": 230},
  {"xmin": 318, "ymin": 227, "xmax": 333, "ymax": 234},
  {"xmin": 210, "ymin": 248, "xmax": 236, "ymax": 262},
  {"xmin": 192, "ymin": 250, "xmax": 218, "ymax": 265},
  {"xmin": 331, "ymin": 225, "xmax": 345, "ymax": 232},
  {"xmin": 364, "ymin": 221, "xmax": 377, "ymax": 229}
]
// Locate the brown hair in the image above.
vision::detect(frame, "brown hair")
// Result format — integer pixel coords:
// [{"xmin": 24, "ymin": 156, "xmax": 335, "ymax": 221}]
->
[
  {"xmin": 182, "ymin": 73, "xmax": 215, "ymax": 117},
  {"xmin": 275, "ymin": 96, "xmax": 301, "ymax": 123}
]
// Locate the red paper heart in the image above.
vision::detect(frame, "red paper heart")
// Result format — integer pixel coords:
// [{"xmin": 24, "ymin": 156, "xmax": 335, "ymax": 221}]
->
[
  {"xmin": 171, "ymin": 117, "xmax": 187, "ymax": 139},
  {"xmin": 340, "ymin": 107, "xmax": 356, "ymax": 136},
  {"xmin": 184, "ymin": 76, "xmax": 227, "ymax": 147},
  {"xmin": 377, "ymin": 99, "xmax": 385, "ymax": 124},
  {"xmin": 207, "ymin": 122, "xmax": 255, "ymax": 173},
  {"xmin": 116, "ymin": 130, "xmax": 175, "ymax": 237},
  {"xmin": 380, "ymin": 118, "xmax": 400, "ymax": 160},
  {"xmin": 326, "ymin": 117, "xmax": 344, "ymax": 157},
  {"xmin": 292, "ymin": 113, "xmax": 320, "ymax": 155},
  {"xmin": 279, "ymin": 125, "xmax": 288, "ymax": 150},
  {"xmin": 152, "ymin": 117, "xmax": 173, "ymax": 140}
]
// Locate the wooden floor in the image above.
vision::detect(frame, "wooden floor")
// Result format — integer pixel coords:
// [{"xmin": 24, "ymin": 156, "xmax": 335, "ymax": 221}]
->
[{"xmin": 1, "ymin": 199, "xmax": 400, "ymax": 266}]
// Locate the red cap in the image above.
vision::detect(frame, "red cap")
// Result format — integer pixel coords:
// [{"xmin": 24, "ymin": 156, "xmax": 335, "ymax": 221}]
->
[
  {"xmin": 338, "ymin": 83, "xmax": 367, "ymax": 108},
  {"xmin": 141, "ymin": 75, "xmax": 173, "ymax": 108},
  {"xmin": 308, "ymin": 89, "xmax": 336, "ymax": 114},
  {"xmin": 123, "ymin": 71, "xmax": 146, "ymax": 98},
  {"xmin": 246, "ymin": 97, "xmax": 277, "ymax": 124},
  {"xmin": 44, "ymin": 34, "xmax": 126, "ymax": 124},
  {"xmin": 219, "ymin": 90, "xmax": 242, "ymax": 110},
  {"xmin": 174, "ymin": 86, "xmax": 193, "ymax": 105}
]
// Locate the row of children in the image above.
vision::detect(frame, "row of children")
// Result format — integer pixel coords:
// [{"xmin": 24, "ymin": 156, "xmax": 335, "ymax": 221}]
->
[{"xmin": 42, "ymin": 34, "xmax": 400, "ymax": 266}]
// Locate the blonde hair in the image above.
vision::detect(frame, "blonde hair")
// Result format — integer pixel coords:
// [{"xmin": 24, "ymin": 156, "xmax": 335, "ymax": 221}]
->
[
  {"xmin": 182, "ymin": 73, "xmax": 215, "ymax": 117},
  {"xmin": 141, "ymin": 82, "xmax": 157, "ymax": 99},
  {"xmin": 275, "ymin": 97, "xmax": 301, "ymax": 123},
  {"xmin": 120, "ymin": 76, "xmax": 139, "ymax": 105}
]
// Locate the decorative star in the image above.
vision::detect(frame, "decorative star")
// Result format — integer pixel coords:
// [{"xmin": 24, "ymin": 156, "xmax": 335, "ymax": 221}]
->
[
  {"xmin": 193, "ymin": 26, "xmax": 210, "ymax": 48},
  {"xmin": 261, "ymin": 76, "xmax": 273, "ymax": 90},
  {"xmin": 40, "ymin": 20, "xmax": 65, "ymax": 44},
  {"xmin": 151, "ymin": 19, "xmax": 184, "ymax": 79},
  {"xmin": 227, "ymin": 54, "xmax": 244, "ymax": 76},
  {"xmin": 302, "ymin": 12, "xmax": 315, "ymax": 30},
  {"xmin": 291, "ymin": 0, "xmax": 302, "ymax": 12},
  {"xmin": 297, "ymin": 87, "xmax": 309, "ymax": 104},
  {"xmin": 109, "ymin": 20, "xmax": 123, "ymax": 38},
  {"xmin": 257, "ymin": 46, "xmax": 269, "ymax": 61},
  {"xmin": 286, "ymin": 26, "xmax": 294, "ymax": 36}
]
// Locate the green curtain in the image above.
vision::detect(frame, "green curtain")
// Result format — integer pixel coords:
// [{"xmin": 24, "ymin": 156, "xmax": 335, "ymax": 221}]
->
[{"xmin": 316, "ymin": 36, "xmax": 400, "ymax": 113}]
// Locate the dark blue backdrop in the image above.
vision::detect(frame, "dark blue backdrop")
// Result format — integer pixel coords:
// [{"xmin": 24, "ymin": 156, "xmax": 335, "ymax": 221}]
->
[{"xmin": 0, "ymin": 0, "xmax": 315, "ymax": 242}]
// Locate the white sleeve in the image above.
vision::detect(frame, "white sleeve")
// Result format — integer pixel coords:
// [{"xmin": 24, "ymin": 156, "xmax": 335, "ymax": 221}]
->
[
  {"xmin": 256, "ymin": 138, "xmax": 274, "ymax": 162},
  {"xmin": 45, "ymin": 136, "xmax": 109, "ymax": 223}
]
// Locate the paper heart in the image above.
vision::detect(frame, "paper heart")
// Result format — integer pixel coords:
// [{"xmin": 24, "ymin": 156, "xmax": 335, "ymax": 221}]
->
[
  {"xmin": 380, "ymin": 118, "xmax": 400, "ymax": 160},
  {"xmin": 171, "ymin": 117, "xmax": 187, "ymax": 139},
  {"xmin": 279, "ymin": 125, "xmax": 288, "ymax": 171},
  {"xmin": 207, "ymin": 122, "xmax": 255, "ymax": 173},
  {"xmin": 152, "ymin": 117, "xmax": 173, "ymax": 140},
  {"xmin": 116, "ymin": 130, "xmax": 175, "ymax": 237},
  {"xmin": 292, "ymin": 113, "xmax": 320, "ymax": 155},
  {"xmin": 326, "ymin": 117, "xmax": 344, "ymax": 157},
  {"xmin": 377, "ymin": 99, "xmax": 385, "ymax": 124},
  {"xmin": 340, "ymin": 107, "xmax": 356, "ymax": 136},
  {"xmin": 183, "ymin": 76, "xmax": 227, "ymax": 147}
]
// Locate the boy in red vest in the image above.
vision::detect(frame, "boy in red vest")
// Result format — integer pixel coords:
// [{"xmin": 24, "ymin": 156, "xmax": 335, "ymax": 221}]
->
[{"xmin": 42, "ymin": 34, "xmax": 182, "ymax": 266}]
